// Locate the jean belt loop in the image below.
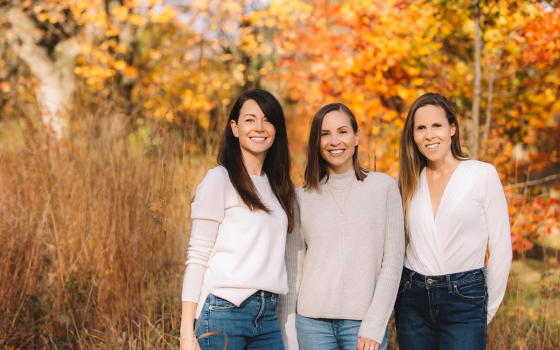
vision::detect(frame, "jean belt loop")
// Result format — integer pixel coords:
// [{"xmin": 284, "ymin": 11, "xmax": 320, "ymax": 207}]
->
[
  {"xmin": 446, "ymin": 275, "xmax": 452, "ymax": 293},
  {"xmin": 482, "ymin": 267, "xmax": 488, "ymax": 286},
  {"xmin": 409, "ymin": 271, "xmax": 415, "ymax": 286}
]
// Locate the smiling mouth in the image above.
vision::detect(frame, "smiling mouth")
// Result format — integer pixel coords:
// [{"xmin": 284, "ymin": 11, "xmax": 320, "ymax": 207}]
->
[
  {"xmin": 249, "ymin": 137, "xmax": 267, "ymax": 143},
  {"xmin": 426, "ymin": 143, "xmax": 440, "ymax": 150},
  {"xmin": 328, "ymin": 149, "xmax": 345, "ymax": 156}
]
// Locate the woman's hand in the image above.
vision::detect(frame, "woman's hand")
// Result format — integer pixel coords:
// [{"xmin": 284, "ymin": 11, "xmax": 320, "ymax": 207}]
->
[
  {"xmin": 179, "ymin": 334, "xmax": 201, "ymax": 350},
  {"xmin": 357, "ymin": 336, "xmax": 380, "ymax": 350}
]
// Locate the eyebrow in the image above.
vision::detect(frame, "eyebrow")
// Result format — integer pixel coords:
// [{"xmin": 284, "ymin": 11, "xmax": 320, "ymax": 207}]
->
[
  {"xmin": 321, "ymin": 126, "xmax": 349, "ymax": 132},
  {"xmin": 242, "ymin": 113, "xmax": 257, "ymax": 118}
]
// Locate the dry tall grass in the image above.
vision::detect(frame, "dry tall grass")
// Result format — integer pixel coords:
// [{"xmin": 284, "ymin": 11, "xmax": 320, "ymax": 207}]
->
[{"xmin": 1, "ymin": 113, "xmax": 558, "ymax": 349}]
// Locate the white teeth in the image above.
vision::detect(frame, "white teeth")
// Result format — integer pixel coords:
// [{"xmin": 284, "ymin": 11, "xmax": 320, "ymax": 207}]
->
[
  {"xmin": 426, "ymin": 144, "xmax": 439, "ymax": 149},
  {"xmin": 250, "ymin": 137, "xmax": 266, "ymax": 141},
  {"xmin": 330, "ymin": 150, "xmax": 344, "ymax": 154}
]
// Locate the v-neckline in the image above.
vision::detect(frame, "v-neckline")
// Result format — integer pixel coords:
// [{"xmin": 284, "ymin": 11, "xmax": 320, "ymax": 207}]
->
[{"xmin": 424, "ymin": 161, "xmax": 464, "ymax": 223}]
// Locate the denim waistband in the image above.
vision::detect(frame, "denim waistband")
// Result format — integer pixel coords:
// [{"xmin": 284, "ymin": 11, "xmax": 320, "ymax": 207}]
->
[
  {"xmin": 251, "ymin": 290, "xmax": 279, "ymax": 298},
  {"xmin": 402, "ymin": 266, "xmax": 487, "ymax": 289}
]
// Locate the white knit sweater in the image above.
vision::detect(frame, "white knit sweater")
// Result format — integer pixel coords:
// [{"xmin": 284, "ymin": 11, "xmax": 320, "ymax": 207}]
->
[
  {"xmin": 181, "ymin": 166, "xmax": 289, "ymax": 318},
  {"xmin": 278, "ymin": 170, "xmax": 405, "ymax": 348}
]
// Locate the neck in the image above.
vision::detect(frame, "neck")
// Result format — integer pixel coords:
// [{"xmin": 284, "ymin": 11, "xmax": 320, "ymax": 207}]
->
[
  {"xmin": 426, "ymin": 149, "xmax": 461, "ymax": 175},
  {"xmin": 241, "ymin": 148, "xmax": 266, "ymax": 176},
  {"xmin": 327, "ymin": 160, "xmax": 354, "ymax": 175}
]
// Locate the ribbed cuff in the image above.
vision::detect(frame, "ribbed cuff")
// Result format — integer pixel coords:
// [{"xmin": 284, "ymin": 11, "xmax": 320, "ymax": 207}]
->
[{"xmin": 182, "ymin": 263, "xmax": 207, "ymax": 302}]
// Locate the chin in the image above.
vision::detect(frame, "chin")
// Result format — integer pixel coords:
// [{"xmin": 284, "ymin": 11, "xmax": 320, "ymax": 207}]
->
[{"xmin": 423, "ymin": 152, "xmax": 444, "ymax": 163}]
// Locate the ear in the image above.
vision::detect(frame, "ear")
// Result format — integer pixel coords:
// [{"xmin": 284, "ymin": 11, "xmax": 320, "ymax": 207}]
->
[
  {"xmin": 450, "ymin": 122, "xmax": 457, "ymax": 137},
  {"xmin": 230, "ymin": 120, "xmax": 239, "ymax": 137},
  {"xmin": 354, "ymin": 129, "xmax": 360, "ymax": 146}
]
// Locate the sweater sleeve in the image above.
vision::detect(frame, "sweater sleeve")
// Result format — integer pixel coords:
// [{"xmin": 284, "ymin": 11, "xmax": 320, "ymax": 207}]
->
[
  {"xmin": 181, "ymin": 168, "xmax": 226, "ymax": 303},
  {"xmin": 482, "ymin": 165, "xmax": 512, "ymax": 324},
  {"xmin": 278, "ymin": 197, "xmax": 305, "ymax": 350},
  {"xmin": 358, "ymin": 180, "xmax": 405, "ymax": 343}
]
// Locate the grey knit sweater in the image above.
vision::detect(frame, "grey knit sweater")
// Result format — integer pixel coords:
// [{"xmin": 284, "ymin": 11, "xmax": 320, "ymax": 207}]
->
[{"xmin": 278, "ymin": 170, "xmax": 405, "ymax": 349}]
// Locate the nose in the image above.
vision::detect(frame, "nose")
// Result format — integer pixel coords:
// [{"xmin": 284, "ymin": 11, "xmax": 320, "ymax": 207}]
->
[
  {"xmin": 255, "ymin": 120, "xmax": 264, "ymax": 132},
  {"xmin": 330, "ymin": 134, "xmax": 341, "ymax": 146},
  {"xmin": 425, "ymin": 128, "xmax": 435, "ymax": 140}
]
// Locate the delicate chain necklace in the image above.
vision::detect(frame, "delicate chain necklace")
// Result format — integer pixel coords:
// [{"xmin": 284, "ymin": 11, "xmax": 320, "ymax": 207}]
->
[
  {"xmin": 327, "ymin": 176, "xmax": 354, "ymax": 190},
  {"xmin": 326, "ymin": 177, "xmax": 355, "ymax": 216}
]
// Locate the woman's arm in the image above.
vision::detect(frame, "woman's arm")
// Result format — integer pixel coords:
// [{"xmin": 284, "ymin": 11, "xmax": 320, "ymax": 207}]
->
[
  {"xmin": 482, "ymin": 165, "xmax": 512, "ymax": 324},
  {"xmin": 278, "ymin": 198, "xmax": 306, "ymax": 350},
  {"xmin": 180, "ymin": 301, "xmax": 201, "ymax": 350},
  {"xmin": 358, "ymin": 180, "xmax": 405, "ymax": 345},
  {"xmin": 180, "ymin": 169, "xmax": 226, "ymax": 347}
]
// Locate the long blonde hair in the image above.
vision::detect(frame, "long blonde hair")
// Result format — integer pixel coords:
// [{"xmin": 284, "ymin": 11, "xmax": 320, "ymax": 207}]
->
[{"xmin": 398, "ymin": 93, "xmax": 466, "ymax": 231}]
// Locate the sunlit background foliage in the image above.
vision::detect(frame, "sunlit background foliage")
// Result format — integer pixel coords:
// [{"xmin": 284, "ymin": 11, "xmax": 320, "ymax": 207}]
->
[{"xmin": 1, "ymin": 0, "xmax": 559, "ymax": 349}]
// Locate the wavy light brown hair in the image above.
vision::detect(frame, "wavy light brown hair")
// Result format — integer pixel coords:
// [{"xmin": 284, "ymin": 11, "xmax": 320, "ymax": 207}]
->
[
  {"xmin": 303, "ymin": 103, "xmax": 369, "ymax": 190},
  {"xmin": 218, "ymin": 89, "xmax": 295, "ymax": 232},
  {"xmin": 398, "ymin": 93, "xmax": 467, "ymax": 231}
]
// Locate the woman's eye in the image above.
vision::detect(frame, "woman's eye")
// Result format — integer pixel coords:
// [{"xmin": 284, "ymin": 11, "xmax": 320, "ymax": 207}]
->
[
  {"xmin": 321, "ymin": 133, "xmax": 329, "ymax": 136},
  {"xmin": 340, "ymin": 130, "xmax": 347, "ymax": 134},
  {"xmin": 417, "ymin": 126, "xmax": 425, "ymax": 130}
]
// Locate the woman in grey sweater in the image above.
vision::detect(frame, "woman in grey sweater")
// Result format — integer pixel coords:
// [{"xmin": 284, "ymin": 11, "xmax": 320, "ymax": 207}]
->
[{"xmin": 279, "ymin": 103, "xmax": 405, "ymax": 350}]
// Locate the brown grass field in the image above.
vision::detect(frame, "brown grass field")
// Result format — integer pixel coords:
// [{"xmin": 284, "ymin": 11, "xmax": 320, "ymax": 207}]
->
[{"xmin": 1, "ymin": 114, "xmax": 558, "ymax": 349}]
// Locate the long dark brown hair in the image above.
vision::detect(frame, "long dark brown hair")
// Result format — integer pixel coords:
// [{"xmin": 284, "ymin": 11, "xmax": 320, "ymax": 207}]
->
[
  {"xmin": 398, "ymin": 93, "xmax": 467, "ymax": 230},
  {"xmin": 217, "ymin": 89, "xmax": 295, "ymax": 232},
  {"xmin": 303, "ymin": 103, "xmax": 369, "ymax": 190}
]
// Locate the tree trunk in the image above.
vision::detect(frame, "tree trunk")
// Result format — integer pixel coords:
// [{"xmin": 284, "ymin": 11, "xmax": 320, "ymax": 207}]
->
[
  {"xmin": 470, "ymin": 0, "xmax": 481, "ymax": 160},
  {"xmin": 6, "ymin": 7, "xmax": 79, "ymax": 139},
  {"xmin": 482, "ymin": 69, "xmax": 494, "ymax": 160}
]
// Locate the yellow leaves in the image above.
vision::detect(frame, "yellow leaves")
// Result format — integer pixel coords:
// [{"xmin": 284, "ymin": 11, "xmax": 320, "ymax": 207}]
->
[
  {"xmin": 0, "ymin": 81, "xmax": 11, "ymax": 93},
  {"xmin": 111, "ymin": 5, "xmax": 129, "ymax": 21},
  {"xmin": 370, "ymin": 125, "xmax": 381, "ymax": 135},
  {"xmin": 149, "ymin": 5, "xmax": 176, "ymax": 24},
  {"xmin": 114, "ymin": 60, "xmax": 126, "ymax": 70},
  {"xmin": 397, "ymin": 87, "xmax": 409, "ymax": 99},
  {"xmin": 129, "ymin": 14, "xmax": 147, "ymax": 26},
  {"xmin": 123, "ymin": 66, "xmax": 138, "ymax": 78},
  {"xmin": 105, "ymin": 25, "xmax": 120, "ymax": 37}
]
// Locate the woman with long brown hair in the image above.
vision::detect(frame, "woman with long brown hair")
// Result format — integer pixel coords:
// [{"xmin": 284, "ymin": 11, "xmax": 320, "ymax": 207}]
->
[
  {"xmin": 394, "ymin": 93, "xmax": 512, "ymax": 350},
  {"xmin": 180, "ymin": 89, "xmax": 295, "ymax": 350},
  {"xmin": 279, "ymin": 103, "xmax": 404, "ymax": 350}
]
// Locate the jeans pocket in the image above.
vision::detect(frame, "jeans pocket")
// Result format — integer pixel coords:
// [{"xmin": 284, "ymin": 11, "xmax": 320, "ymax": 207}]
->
[
  {"xmin": 397, "ymin": 279, "xmax": 409, "ymax": 294},
  {"xmin": 209, "ymin": 295, "xmax": 237, "ymax": 311},
  {"xmin": 452, "ymin": 283, "xmax": 486, "ymax": 301}
]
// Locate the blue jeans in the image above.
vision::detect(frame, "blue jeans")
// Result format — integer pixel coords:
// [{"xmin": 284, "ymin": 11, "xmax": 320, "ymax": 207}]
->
[
  {"xmin": 295, "ymin": 313, "xmax": 389, "ymax": 350},
  {"xmin": 195, "ymin": 291, "xmax": 284, "ymax": 350},
  {"xmin": 394, "ymin": 267, "xmax": 488, "ymax": 350}
]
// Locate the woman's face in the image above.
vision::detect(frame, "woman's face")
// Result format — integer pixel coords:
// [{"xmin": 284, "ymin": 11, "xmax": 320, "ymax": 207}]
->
[
  {"xmin": 320, "ymin": 110, "xmax": 359, "ymax": 174},
  {"xmin": 231, "ymin": 99, "xmax": 276, "ymax": 158},
  {"xmin": 413, "ymin": 105, "xmax": 456, "ymax": 164}
]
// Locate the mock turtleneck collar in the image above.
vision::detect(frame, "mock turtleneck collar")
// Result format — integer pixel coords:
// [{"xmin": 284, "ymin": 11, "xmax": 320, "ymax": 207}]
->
[{"xmin": 321, "ymin": 170, "xmax": 356, "ymax": 186}]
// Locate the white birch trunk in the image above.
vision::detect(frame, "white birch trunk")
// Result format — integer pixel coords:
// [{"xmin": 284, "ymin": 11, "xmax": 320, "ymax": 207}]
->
[{"xmin": 6, "ymin": 7, "xmax": 79, "ymax": 139}]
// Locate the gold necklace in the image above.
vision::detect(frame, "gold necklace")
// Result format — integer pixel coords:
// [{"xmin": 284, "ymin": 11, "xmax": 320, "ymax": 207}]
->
[
  {"xmin": 326, "ymin": 177, "xmax": 355, "ymax": 216},
  {"xmin": 327, "ymin": 176, "xmax": 354, "ymax": 190}
]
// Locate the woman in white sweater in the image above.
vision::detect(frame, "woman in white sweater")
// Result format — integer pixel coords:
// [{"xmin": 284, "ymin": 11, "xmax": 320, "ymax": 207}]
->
[
  {"xmin": 395, "ymin": 93, "xmax": 512, "ymax": 350},
  {"xmin": 279, "ymin": 103, "xmax": 405, "ymax": 350},
  {"xmin": 180, "ymin": 89, "xmax": 295, "ymax": 350}
]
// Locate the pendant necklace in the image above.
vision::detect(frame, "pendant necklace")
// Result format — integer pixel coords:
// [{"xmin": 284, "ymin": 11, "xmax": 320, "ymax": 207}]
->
[{"xmin": 327, "ymin": 176, "xmax": 355, "ymax": 216}]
